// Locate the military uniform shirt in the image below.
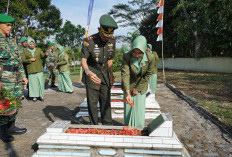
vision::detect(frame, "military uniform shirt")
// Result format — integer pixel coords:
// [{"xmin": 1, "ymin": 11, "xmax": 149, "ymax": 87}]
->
[
  {"xmin": 0, "ymin": 33, "xmax": 25, "ymax": 83},
  {"xmin": 81, "ymin": 33, "xmax": 116, "ymax": 89},
  {"xmin": 45, "ymin": 49, "xmax": 57, "ymax": 69}
]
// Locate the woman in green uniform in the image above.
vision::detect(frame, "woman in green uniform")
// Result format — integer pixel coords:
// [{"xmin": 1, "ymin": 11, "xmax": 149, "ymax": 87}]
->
[
  {"xmin": 22, "ymin": 38, "xmax": 48, "ymax": 102},
  {"xmin": 147, "ymin": 44, "xmax": 159, "ymax": 94},
  {"xmin": 121, "ymin": 35, "xmax": 155, "ymax": 127},
  {"xmin": 57, "ymin": 46, "xmax": 73, "ymax": 93}
]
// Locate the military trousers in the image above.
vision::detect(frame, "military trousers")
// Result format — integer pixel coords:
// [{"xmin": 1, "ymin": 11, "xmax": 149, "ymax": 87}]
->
[
  {"xmin": 46, "ymin": 69, "xmax": 56, "ymax": 83},
  {"xmin": 86, "ymin": 84, "xmax": 112, "ymax": 125},
  {"xmin": 0, "ymin": 112, "xmax": 17, "ymax": 126}
]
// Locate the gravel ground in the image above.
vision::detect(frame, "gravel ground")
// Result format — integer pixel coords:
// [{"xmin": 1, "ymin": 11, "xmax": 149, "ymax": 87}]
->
[{"xmin": 0, "ymin": 83, "xmax": 231, "ymax": 157}]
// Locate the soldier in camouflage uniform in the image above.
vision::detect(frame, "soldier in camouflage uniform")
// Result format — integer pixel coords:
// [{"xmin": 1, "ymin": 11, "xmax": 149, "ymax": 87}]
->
[
  {"xmin": 18, "ymin": 36, "xmax": 28, "ymax": 99},
  {"xmin": 18, "ymin": 37, "xmax": 28, "ymax": 58},
  {"xmin": 45, "ymin": 43, "xmax": 57, "ymax": 89},
  {"xmin": 81, "ymin": 14, "xmax": 118, "ymax": 125},
  {"xmin": 0, "ymin": 14, "xmax": 28, "ymax": 143}
]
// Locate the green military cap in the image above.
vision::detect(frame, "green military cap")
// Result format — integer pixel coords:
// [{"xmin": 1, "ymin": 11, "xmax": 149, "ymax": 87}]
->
[
  {"xmin": 19, "ymin": 37, "xmax": 27, "ymax": 43},
  {"xmin": 99, "ymin": 14, "xmax": 118, "ymax": 38},
  {"xmin": 99, "ymin": 14, "xmax": 118, "ymax": 29},
  {"xmin": 48, "ymin": 43, "xmax": 55, "ymax": 46},
  {"xmin": 0, "ymin": 14, "xmax": 15, "ymax": 23}
]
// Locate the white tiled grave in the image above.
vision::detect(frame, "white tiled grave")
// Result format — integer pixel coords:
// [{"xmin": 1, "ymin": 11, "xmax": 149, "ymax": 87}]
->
[
  {"xmin": 76, "ymin": 92, "xmax": 160, "ymax": 119},
  {"xmin": 33, "ymin": 113, "xmax": 189, "ymax": 157}
]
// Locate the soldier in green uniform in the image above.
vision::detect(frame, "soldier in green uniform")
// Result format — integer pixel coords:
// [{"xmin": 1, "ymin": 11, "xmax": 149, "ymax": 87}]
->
[
  {"xmin": 0, "ymin": 14, "xmax": 28, "ymax": 143},
  {"xmin": 45, "ymin": 43, "xmax": 57, "ymax": 89},
  {"xmin": 81, "ymin": 14, "xmax": 118, "ymax": 125},
  {"xmin": 18, "ymin": 36, "xmax": 28, "ymax": 99}
]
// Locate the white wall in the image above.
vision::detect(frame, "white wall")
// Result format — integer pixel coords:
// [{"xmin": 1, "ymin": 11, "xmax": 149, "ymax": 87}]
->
[{"xmin": 157, "ymin": 57, "xmax": 232, "ymax": 73}]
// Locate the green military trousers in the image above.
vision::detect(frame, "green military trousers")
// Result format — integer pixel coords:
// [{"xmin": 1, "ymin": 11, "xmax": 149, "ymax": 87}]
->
[
  {"xmin": 46, "ymin": 68, "xmax": 56, "ymax": 83},
  {"xmin": 0, "ymin": 112, "xmax": 17, "ymax": 126},
  {"xmin": 86, "ymin": 84, "xmax": 112, "ymax": 125}
]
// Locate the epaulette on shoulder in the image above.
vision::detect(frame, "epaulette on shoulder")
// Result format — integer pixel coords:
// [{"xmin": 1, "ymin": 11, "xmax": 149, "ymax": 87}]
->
[{"xmin": 87, "ymin": 35, "xmax": 96, "ymax": 41}]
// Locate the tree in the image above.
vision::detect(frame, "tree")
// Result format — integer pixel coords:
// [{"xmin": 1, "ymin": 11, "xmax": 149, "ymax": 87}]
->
[
  {"xmin": 109, "ymin": 0, "xmax": 156, "ymax": 29},
  {"xmin": 55, "ymin": 20, "xmax": 85, "ymax": 70},
  {"xmin": 140, "ymin": 0, "xmax": 232, "ymax": 58},
  {"xmin": 108, "ymin": 0, "xmax": 156, "ymax": 43},
  {"xmin": 0, "ymin": 0, "xmax": 62, "ymax": 43},
  {"xmin": 113, "ymin": 48, "xmax": 123, "ymax": 71},
  {"xmin": 55, "ymin": 20, "xmax": 85, "ymax": 48}
]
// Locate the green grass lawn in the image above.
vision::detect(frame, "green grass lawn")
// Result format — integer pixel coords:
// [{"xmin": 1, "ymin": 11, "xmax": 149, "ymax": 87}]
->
[{"xmin": 157, "ymin": 70, "xmax": 232, "ymax": 127}]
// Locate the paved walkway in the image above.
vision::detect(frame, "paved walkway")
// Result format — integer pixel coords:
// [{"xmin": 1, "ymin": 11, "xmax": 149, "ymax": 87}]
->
[{"xmin": 0, "ymin": 84, "xmax": 231, "ymax": 157}]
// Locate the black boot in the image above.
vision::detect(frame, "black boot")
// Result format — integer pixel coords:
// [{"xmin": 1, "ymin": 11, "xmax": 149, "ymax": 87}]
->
[
  {"xmin": 45, "ymin": 80, "xmax": 49, "ymax": 89},
  {"xmin": 0, "ymin": 125, "xmax": 14, "ymax": 143},
  {"xmin": 7, "ymin": 121, "xmax": 27, "ymax": 135},
  {"xmin": 51, "ymin": 82, "xmax": 57, "ymax": 88}
]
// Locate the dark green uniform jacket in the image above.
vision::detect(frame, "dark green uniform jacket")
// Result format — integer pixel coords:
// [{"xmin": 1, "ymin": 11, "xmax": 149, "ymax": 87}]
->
[
  {"xmin": 57, "ymin": 53, "xmax": 70, "ymax": 72},
  {"xmin": 81, "ymin": 33, "xmax": 116, "ymax": 90},
  {"xmin": 121, "ymin": 51, "xmax": 155, "ymax": 95},
  {"xmin": 22, "ymin": 48, "xmax": 46, "ymax": 74}
]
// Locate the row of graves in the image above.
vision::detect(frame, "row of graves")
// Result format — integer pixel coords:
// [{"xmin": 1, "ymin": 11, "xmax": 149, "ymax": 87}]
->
[{"xmin": 33, "ymin": 83, "xmax": 189, "ymax": 157}]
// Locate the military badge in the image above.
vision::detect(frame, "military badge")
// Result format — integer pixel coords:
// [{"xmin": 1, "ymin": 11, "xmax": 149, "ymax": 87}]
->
[
  {"xmin": 108, "ymin": 43, "xmax": 113, "ymax": 48},
  {"xmin": 83, "ymin": 41, "xmax": 89, "ymax": 47}
]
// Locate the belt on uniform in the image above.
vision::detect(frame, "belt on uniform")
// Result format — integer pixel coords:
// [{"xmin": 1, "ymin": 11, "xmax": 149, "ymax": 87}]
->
[{"xmin": 3, "ymin": 65, "xmax": 18, "ymax": 72}]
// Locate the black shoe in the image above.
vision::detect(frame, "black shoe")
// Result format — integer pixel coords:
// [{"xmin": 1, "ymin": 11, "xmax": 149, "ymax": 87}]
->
[
  {"xmin": 0, "ymin": 125, "xmax": 14, "ymax": 143},
  {"xmin": 7, "ymin": 121, "xmax": 27, "ymax": 135},
  {"xmin": 51, "ymin": 83, "xmax": 57, "ymax": 88},
  {"xmin": 45, "ymin": 83, "xmax": 49, "ymax": 89},
  {"xmin": 21, "ymin": 96, "xmax": 25, "ymax": 100}
]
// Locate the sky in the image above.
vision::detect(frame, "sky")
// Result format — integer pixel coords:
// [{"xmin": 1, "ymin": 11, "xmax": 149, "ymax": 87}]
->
[{"xmin": 51, "ymin": 0, "xmax": 133, "ymax": 48}]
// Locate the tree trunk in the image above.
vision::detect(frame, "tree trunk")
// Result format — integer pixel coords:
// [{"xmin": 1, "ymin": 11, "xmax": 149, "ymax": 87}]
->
[
  {"xmin": 194, "ymin": 32, "xmax": 202, "ymax": 58},
  {"xmin": 72, "ymin": 51, "xmax": 75, "ymax": 71}
]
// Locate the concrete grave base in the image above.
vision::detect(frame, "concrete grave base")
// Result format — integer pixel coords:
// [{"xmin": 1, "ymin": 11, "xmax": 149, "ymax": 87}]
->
[{"xmin": 33, "ymin": 114, "xmax": 189, "ymax": 157}]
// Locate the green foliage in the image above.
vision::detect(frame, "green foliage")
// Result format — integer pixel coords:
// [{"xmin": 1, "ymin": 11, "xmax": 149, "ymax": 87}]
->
[
  {"xmin": 0, "ymin": 0, "xmax": 62, "ymax": 45},
  {"xmin": 139, "ymin": 0, "xmax": 232, "ymax": 58},
  {"xmin": 63, "ymin": 47, "xmax": 81, "ymax": 63},
  {"xmin": 109, "ymin": 0, "xmax": 156, "ymax": 42},
  {"xmin": 113, "ymin": 48, "xmax": 123, "ymax": 71},
  {"xmin": 55, "ymin": 20, "xmax": 85, "ymax": 48}
]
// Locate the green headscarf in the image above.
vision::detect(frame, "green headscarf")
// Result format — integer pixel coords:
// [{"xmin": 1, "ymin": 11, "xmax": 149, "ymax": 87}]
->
[
  {"xmin": 57, "ymin": 46, "xmax": 64, "ymax": 58},
  {"xmin": 27, "ymin": 38, "xmax": 36, "ymax": 57},
  {"xmin": 147, "ymin": 44, "xmax": 153, "ymax": 53},
  {"xmin": 121, "ymin": 45, "xmax": 130, "ymax": 54},
  {"xmin": 131, "ymin": 35, "xmax": 148, "ymax": 74}
]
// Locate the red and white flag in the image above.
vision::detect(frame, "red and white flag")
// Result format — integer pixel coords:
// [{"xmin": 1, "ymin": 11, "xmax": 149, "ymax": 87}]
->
[{"xmin": 156, "ymin": 0, "xmax": 164, "ymax": 41}]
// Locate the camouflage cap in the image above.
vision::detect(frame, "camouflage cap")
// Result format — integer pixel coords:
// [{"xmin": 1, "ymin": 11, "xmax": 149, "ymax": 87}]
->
[
  {"xmin": 19, "ymin": 37, "xmax": 27, "ymax": 43},
  {"xmin": 0, "ymin": 14, "xmax": 15, "ymax": 23},
  {"xmin": 48, "ymin": 43, "xmax": 55, "ymax": 47}
]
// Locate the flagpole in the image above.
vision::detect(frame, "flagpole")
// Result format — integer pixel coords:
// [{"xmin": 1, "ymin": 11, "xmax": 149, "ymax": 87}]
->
[
  {"xmin": 162, "ymin": 38, "xmax": 166, "ymax": 83},
  {"xmin": 6, "ymin": 0, "xmax": 10, "ymax": 14},
  {"xmin": 156, "ymin": 0, "xmax": 166, "ymax": 83}
]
